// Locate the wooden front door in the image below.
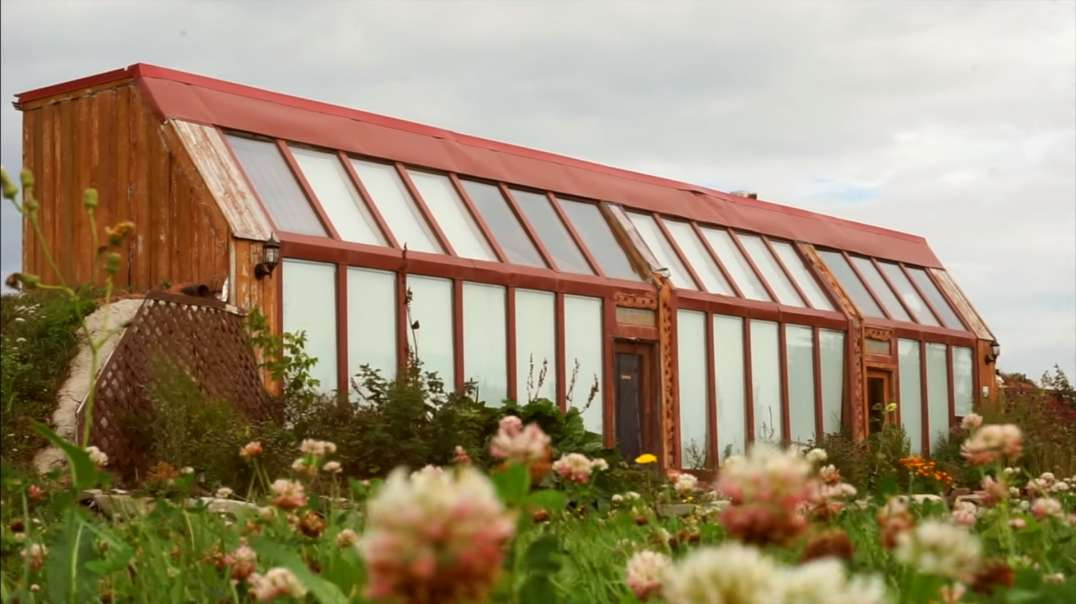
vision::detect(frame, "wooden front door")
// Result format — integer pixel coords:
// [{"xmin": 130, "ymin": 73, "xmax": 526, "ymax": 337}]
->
[
  {"xmin": 866, "ymin": 369, "xmax": 894, "ymax": 435},
  {"xmin": 614, "ymin": 341, "xmax": 658, "ymax": 462}
]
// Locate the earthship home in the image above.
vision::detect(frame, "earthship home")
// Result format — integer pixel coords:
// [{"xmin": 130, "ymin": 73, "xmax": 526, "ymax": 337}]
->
[{"xmin": 14, "ymin": 64, "xmax": 1000, "ymax": 470}]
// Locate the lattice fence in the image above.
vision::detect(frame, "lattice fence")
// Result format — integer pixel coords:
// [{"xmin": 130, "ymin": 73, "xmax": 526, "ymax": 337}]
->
[{"xmin": 78, "ymin": 292, "xmax": 274, "ymax": 477}]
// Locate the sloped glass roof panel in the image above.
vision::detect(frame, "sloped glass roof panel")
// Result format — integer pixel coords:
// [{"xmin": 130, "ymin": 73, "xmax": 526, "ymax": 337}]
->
[
  {"xmin": 700, "ymin": 227, "xmax": 770, "ymax": 301},
  {"xmin": 350, "ymin": 159, "xmax": 442, "ymax": 254},
  {"xmin": 289, "ymin": 145, "xmax": 385, "ymax": 245},
  {"xmin": 770, "ymin": 241, "xmax": 834, "ymax": 311},
  {"xmin": 626, "ymin": 212, "xmax": 697, "ymax": 289},
  {"xmin": 849, "ymin": 255, "xmax": 911, "ymax": 322},
  {"xmin": 511, "ymin": 188, "xmax": 593, "ymax": 275},
  {"xmin": 407, "ymin": 169, "xmax": 496, "ymax": 261},
  {"xmin": 558, "ymin": 197, "xmax": 639, "ymax": 280},
  {"xmin": 818, "ymin": 249, "xmax": 884, "ymax": 318},
  {"xmin": 878, "ymin": 261, "xmax": 940, "ymax": 326},
  {"xmin": 226, "ymin": 134, "xmax": 326, "ymax": 236},
  {"xmin": 460, "ymin": 180, "xmax": 546, "ymax": 268},
  {"xmin": 907, "ymin": 267, "xmax": 965, "ymax": 330},
  {"xmin": 663, "ymin": 219, "xmax": 733, "ymax": 295},
  {"xmin": 738, "ymin": 233, "xmax": 805, "ymax": 307}
]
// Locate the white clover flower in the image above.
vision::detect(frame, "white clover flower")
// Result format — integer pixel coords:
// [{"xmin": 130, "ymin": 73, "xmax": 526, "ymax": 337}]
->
[
  {"xmin": 248, "ymin": 567, "xmax": 307, "ymax": 601},
  {"xmin": 625, "ymin": 550, "xmax": 671, "ymax": 600},
  {"xmin": 214, "ymin": 487, "xmax": 234, "ymax": 499},
  {"xmin": 663, "ymin": 542, "xmax": 776, "ymax": 604},
  {"xmin": 299, "ymin": 439, "xmax": 337, "ymax": 457},
  {"xmin": 805, "ymin": 448, "xmax": 828, "ymax": 464},
  {"xmin": 674, "ymin": 473, "xmax": 700, "ymax": 496},
  {"xmin": 895, "ymin": 520, "xmax": 982, "ymax": 581},
  {"xmin": 771, "ymin": 558, "xmax": 885, "ymax": 604},
  {"xmin": 180, "ymin": 466, "xmax": 194, "ymax": 475},
  {"xmin": 322, "ymin": 461, "xmax": 342, "ymax": 474},
  {"xmin": 85, "ymin": 446, "xmax": 109, "ymax": 467},
  {"xmin": 960, "ymin": 413, "xmax": 983, "ymax": 431}
]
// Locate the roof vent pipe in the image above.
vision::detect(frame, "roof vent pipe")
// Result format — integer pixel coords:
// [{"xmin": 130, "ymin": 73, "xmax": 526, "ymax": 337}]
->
[{"xmin": 731, "ymin": 191, "xmax": 758, "ymax": 199}]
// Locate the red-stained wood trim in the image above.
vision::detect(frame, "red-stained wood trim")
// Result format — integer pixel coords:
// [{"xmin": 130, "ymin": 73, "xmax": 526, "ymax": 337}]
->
[
  {"xmin": 946, "ymin": 344, "xmax": 956, "ymax": 428},
  {"xmin": 335, "ymin": 263, "xmax": 348, "ymax": 395},
  {"xmin": 450, "ymin": 172, "xmax": 507, "ymax": 263},
  {"xmin": 555, "ymin": 292, "xmax": 567, "ymax": 411},
  {"xmin": 277, "ymin": 139, "xmax": 339, "ymax": 239},
  {"xmin": 764, "ymin": 236, "xmax": 812, "ymax": 308},
  {"xmin": 395, "ymin": 162, "xmax": 455, "ymax": 256},
  {"xmin": 705, "ymin": 311, "xmax": 719, "ymax": 466},
  {"xmin": 506, "ymin": 286, "xmax": 518, "ymax": 402},
  {"xmin": 452, "ymin": 279, "xmax": 464, "ymax": 392},
  {"xmin": 338, "ymin": 151, "xmax": 399, "ymax": 248},
  {"xmin": 919, "ymin": 338, "xmax": 930, "ymax": 455},
  {"xmin": 900, "ymin": 262, "xmax": 946, "ymax": 327},
  {"xmin": 778, "ymin": 322, "xmax": 791, "ymax": 443},
  {"xmin": 499, "ymin": 183, "xmax": 558, "ymax": 270},
  {"xmin": 842, "ymin": 250, "xmax": 892, "ymax": 320},
  {"xmin": 602, "ymin": 299, "xmax": 616, "ymax": 448},
  {"xmin": 870, "ymin": 256, "xmax": 918, "ymax": 321},
  {"xmin": 654, "ymin": 215, "xmax": 704, "ymax": 290},
  {"xmin": 728, "ymin": 229, "xmax": 780, "ymax": 302},
  {"xmin": 743, "ymin": 317, "xmax": 755, "ymax": 443},
  {"xmin": 611, "ymin": 324, "xmax": 660, "ymax": 340},
  {"xmin": 548, "ymin": 192, "xmax": 604, "ymax": 277},
  {"xmin": 692, "ymin": 221, "xmax": 744, "ymax": 298},
  {"xmin": 675, "ymin": 291, "xmax": 848, "ymax": 330}
]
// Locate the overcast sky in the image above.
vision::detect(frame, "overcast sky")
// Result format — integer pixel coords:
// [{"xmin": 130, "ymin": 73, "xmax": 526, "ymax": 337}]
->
[{"xmin": 1, "ymin": 1, "xmax": 1073, "ymax": 380}]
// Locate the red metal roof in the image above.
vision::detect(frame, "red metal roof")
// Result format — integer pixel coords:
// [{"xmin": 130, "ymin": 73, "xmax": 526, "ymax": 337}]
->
[{"xmin": 16, "ymin": 63, "xmax": 943, "ymax": 267}]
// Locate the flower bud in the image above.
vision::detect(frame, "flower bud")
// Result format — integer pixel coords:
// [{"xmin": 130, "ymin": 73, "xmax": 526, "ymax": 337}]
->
[
  {"xmin": 83, "ymin": 188, "xmax": 99, "ymax": 209},
  {"xmin": 0, "ymin": 168, "xmax": 17, "ymax": 200},
  {"xmin": 105, "ymin": 252, "xmax": 122, "ymax": 275}
]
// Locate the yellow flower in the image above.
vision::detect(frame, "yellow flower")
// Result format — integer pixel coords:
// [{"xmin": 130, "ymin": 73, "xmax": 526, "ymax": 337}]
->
[{"xmin": 635, "ymin": 453, "xmax": 658, "ymax": 465}]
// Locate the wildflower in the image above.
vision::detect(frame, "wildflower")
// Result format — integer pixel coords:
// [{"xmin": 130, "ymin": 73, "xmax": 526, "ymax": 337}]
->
[
  {"xmin": 27, "ymin": 484, "xmax": 44, "ymax": 502},
  {"xmin": 224, "ymin": 542, "xmax": 257, "ymax": 581},
  {"xmin": 805, "ymin": 448, "xmax": 828, "ymax": 464},
  {"xmin": 960, "ymin": 413, "xmax": 983, "ymax": 431},
  {"xmin": 591, "ymin": 457, "xmax": 610, "ymax": 471},
  {"xmin": 452, "ymin": 445, "xmax": 472, "ymax": 465},
  {"xmin": 951, "ymin": 501, "xmax": 978, "ymax": 527},
  {"xmin": 359, "ymin": 466, "xmax": 516, "ymax": 603},
  {"xmin": 673, "ymin": 472, "xmax": 699, "ymax": 496},
  {"xmin": 490, "ymin": 416, "xmax": 551, "ymax": 465},
  {"xmin": 552, "ymin": 453, "xmax": 607, "ymax": 484},
  {"xmin": 239, "ymin": 441, "xmax": 263, "ymax": 460},
  {"xmin": 21, "ymin": 543, "xmax": 47, "ymax": 572},
  {"xmin": 635, "ymin": 453, "xmax": 658, "ymax": 464},
  {"xmin": 625, "ymin": 550, "xmax": 670, "ymax": 600},
  {"xmin": 180, "ymin": 466, "xmax": 194, "ymax": 475},
  {"xmin": 336, "ymin": 528, "xmax": 359, "ymax": 547},
  {"xmin": 808, "ymin": 481, "xmax": 857, "ymax": 519},
  {"xmin": 662, "ymin": 542, "xmax": 776, "ymax": 604},
  {"xmin": 895, "ymin": 520, "xmax": 982, "ymax": 581},
  {"xmin": 298, "ymin": 511, "xmax": 326, "ymax": 538},
  {"xmin": 715, "ymin": 444, "xmax": 812, "ymax": 545},
  {"xmin": 802, "ymin": 529, "xmax": 854, "ymax": 562},
  {"xmin": 257, "ymin": 506, "xmax": 276, "ymax": 521},
  {"xmin": 291, "ymin": 457, "xmax": 316, "ymax": 477},
  {"xmin": 877, "ymin": 497, "xmax": 915, "ymax": 549},
  {"xmin": 960, "ymin": 424, "xmax": 1023, "ymax": 466},
  {"xmin": 215, "ymin": 487, "xmax": 234, "ymax": 499},
  {"xmin": 818, "ymin": 464, "xmax": 842, "ymax": 485},
  {"xmin": 1031, "ymin": 497, "xmax": 1062, "ymax": 520},
  {"xmin": 1043, "ymin": 572, "xmax": 1065, "ymax": 584},
  {"xmin": 299, "ymin": 439, "xmax": 337, "ymax": 457},
  {"xmin": 1027, "ymin": 472, "xmax": 1056, "ymax": 496},
  {"xmin": 938, "ymin": 583, "xmax": 967, "ymax": 604},
  {"xmin": 772, "ymin": 557, "xmax": 885, "ymax": 604},
  {"xmin": 1009, "ymin": 517, "xmax": 1026, "ymax": 529},
  {"xmin": 1051, "ymin": 480, "xmax": 1070, "ymax": 493},
  {"xmin": 270, "ymin": 479, "xmax": 307, "ymax": 510},
  {"xmin": 978, "ymin": 475, "xmax": 1009, "ymax": 506},
  {"xmin": 532, "ymin": 508, "xmax": 550, "ymax": 523},
  {"xmin": 971, "ymin": 561, "xmax": 1014, "ymax": 594},
  {"xmin": 85, "ymin": 446, "xmax": 109, "ymax": 467},
  {"xmin": 322, "ymin": 461, "xmax": 342, "ymax": 474},
  {"xmin": 248, "ymin": 567, "xmax": 307, "ymax": 601}
]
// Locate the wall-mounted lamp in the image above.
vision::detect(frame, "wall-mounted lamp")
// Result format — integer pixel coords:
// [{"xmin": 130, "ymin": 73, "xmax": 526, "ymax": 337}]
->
[
  {"xmin": 655, "ymin": 267, "xmax": 671, "ymax": 278},
  {"xmin": 984, "ymin": 340, "xmax": 1001, "ymax": 364},
  {"xmin": 255, "ymin": 235, "xmax": 281, "ymax": 280}
]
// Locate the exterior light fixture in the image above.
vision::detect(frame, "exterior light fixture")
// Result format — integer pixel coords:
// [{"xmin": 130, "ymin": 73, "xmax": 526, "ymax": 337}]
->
[
  {"xmin": 985, "ymin": 340, "xmax": 1000, "ymax": 364},
  {"xmin": 655, "ymin": 267, "xmax": 671, "ymax": 278},
  {"xmin": 255, "ymin": 235, "xmax": 281, "ymax": 279}
]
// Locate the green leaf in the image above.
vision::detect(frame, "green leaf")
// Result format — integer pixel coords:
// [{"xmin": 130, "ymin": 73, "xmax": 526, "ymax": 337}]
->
[
  {"xmin": 519, "ymin": 577, "xmax": 557, "ymax": 604},
  {"xmin": 45, "ymin": 510, "xmax": 100, "ymax": 604},
  {"xmin": 492, "ymin": 462, "xmax": 531, "ymax": 505},
  {"xmin": 526, "ymin": 489, "xmax": 567, "ymax": 512},
  {"xmin": 253, "ymin": 540, "xmax": 349, "ymax": 604},
  {"xmin": 522, "ymin": 535, "xmax": 562, "ymax": 575},
  {"xmin": 32, "ymin": 421, "xmax": 104, "ymax": 490}
]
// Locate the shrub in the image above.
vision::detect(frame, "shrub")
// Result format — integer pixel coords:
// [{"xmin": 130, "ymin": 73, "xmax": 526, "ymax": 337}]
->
[{"xmin": 815, "ymin": 422, "xmax": 910, "ymax": 495}]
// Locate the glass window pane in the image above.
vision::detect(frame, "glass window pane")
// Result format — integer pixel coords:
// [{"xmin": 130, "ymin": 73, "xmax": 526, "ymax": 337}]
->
[
  {"xmin": 700, "ymin": 227, "xmax": 770, "ymax": 301},
  {"xmin": 226, "ymin": 134, "xmax": 325, "ymax": 236},
  {"xmin": 849, "ymin": 256, "xmax": 911, "ymax": 321},
  {"xmin": 283, "ymin": 260, "xmax": 336, "ymax": 392},
  {"xmin": 926, "ymin": 342, "xmax": 950, "ymax": 449},
  {"xmin": 408, "ymin": 170, "xmax": 495, "ymax": 261},
  {"xmin": 510, "ymin": 189, "xmax": 592, "ymax": 274},
  {"xmin": 952, "ymin": 346, "xmax": 974, "ymax": 417},
  {"xmin": 786, "ymin": 325, "xmax": 816, "ymax": 444},
  {"xmin": 908, "ymin": 268, "xmax": 965, "ymax": 330},
  {"xmin": 878, "ymin": 261, "xmax": 940, "ymax": 326},
  {"xmin": 750, "ymin": 320, "xmax": 781, "ymax": 443},
  {"xmin": 664, "ymin": 220, "xmax": 734, "ymax": 295},
  {"xmin": 626, "ymin": 212, "xmax": 696, "ymax": 289},
  {"xmin": 714, "ymin": 315, "xmax": 746, "ymax": 460},
  {"xmin": 406, "ymin": 275, "xmax": 454, "ymax": 385},
  {"xmin": 350, "ymin": 159, "xmax": 442, "ymax": 253},
  {"xmin": 818, "ymin": 249, "xmax": 885, "ymax": 318},
  {"xmin": 347, "ymin": 268, "xmax": 396, "ymax": 388},
  {"xmin": 290, "ymin": 146, "xmax": 385, "ymax": 245},
  {"xmin": 819, "ymin": 329, "xmax": 845, "ymax": 435},
  {"xmin": 899, "ymin": 339, "xmax": 923, "ymax": 455},
  {"xmin": 678, "ymin": 310, "xmax": 709, "ymax": 468},
  {"xmin": 515, "ymin": 289, "xmax": 556, "ymax": 402},
  {"xmin": 565, "ymin": 295, "xmax": 603, "ymax": 434},
  {"xmin": 463, "ymin": 282, "xmax": 507, "ymax": 405},
  {"xmin": 770, "ymin": 241, "xmax": 834, "ymax": 311},
  {"xmin": 738, "ymin": 234, "xmax": 805, "ymax": 306},
  {"xmin": 558, "ymin": 198, "xmax": 639, "ymax": 280},
  {"xmin": 460, "ymin": 180, "xmax": 546, "ymax": 268}
]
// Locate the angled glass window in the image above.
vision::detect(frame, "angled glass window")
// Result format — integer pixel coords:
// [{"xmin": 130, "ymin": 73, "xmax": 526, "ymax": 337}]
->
[
  {"xmin": 626, "ymin": 212, "xmax": 696, "ymax": 289},
  {"xmin": 460, "ymin": 180, "xmax": 546, "ymax": 268},
  {"xmin": 407, "ymin": 169, "xmax": 496, "ymax": 261},
  {"xmin": 714, "ymin": 315, "xmax": 746, "ymax": 459},
  {"xmin": 818, "ymin": 250, "xmax": 884, "ymax": 318},
  {"xmin": 770, "ymin": 241, "xmax": 834, "ymax": 311},
  {"xmin": 819, "ymin": 329, "xmax": 844, "ymax": 435},
  {"xmin": 350, "ymin": 159, "xmax": 441, "ymax": 253},
  {"xmin": 663, "ymin": 220, "xmax": 734, "ymax": 295},
  {"xmin": 700, "ymin": 227, "xmax": 770, "ymax": 301},
  {"xmin": 289, "ymin": 146, "xmax": 384, "ymax": 245},
  {"xmin": 750, "ymin": 320, "xmax": 781, "ymax": 443},
  {"xmin": 678, "ymin": 310, "xmax": 709, "ymax": 467},
  {"xmin": 558, "ymin": 198, "xmax": 639, "ymax": 280},
  {"xmin": 898, "ymin": 339, "xmax": 923, "ymax": 455},
  {"xmin": 510, "ymin": 189, "xmax": 592, "ymax": 274},
  {"xmin": 738, "ymin": 233, "xmax": 805, "ymax": 306},
  {"xmin": 515, "ymin": 289, "xmax": 556, "ymax": 402},
  {"xmin": 849, "ymin": 256, "xmax": 911, "ymax": 322},
  {"xmin": 952, "ymin": 346, "xmax": 974, "ymax": 417},
  {"xmin": 226, "ymin": 134, "xmax": 326, "ymax": 236},
  {"xmin": 926, "ymin": 342, "xmax": 950, "ymax": 448},
  {"xmin": 786, "ymin": 325, "xmax": 816, "ymax": 444},
  {"xmin": 564, "ymin": 295, "xmax": 603, "ymax": 434},
  {"xmin": 907, "ymin": 267, "xmax": 965, "ymax": 330},
  {"xmin": 463, "ymin": 282, "xmax": 507, "ymax": 405},
  {"xmin": 347, "ymin": 267, "xmax": 397, "ymax": 384},
  {"xmin": 877, "ymin": 261, "xmax": 940, "ymax": 326},
  {"xmin": 406, "ymin": 275, "xmax": 454, "ymax": 384},
  {"xmin": 283, "ymin": 260, "xmax": 336, "ymax": 392}
]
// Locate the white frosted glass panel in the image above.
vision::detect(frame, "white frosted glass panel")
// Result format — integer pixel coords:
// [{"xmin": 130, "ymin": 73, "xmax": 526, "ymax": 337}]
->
[
  {"xmin": 878, "ymin": 261, "xmax": 940, "ymax": 326},
  {"xmin": 351, "ymin": 159, "xmax": 442, "ymax": 253},
  {"xmin": 283, "ymin": 260, "xmax": 337, "ymax": 393},
  {"xmin": 664, "ymin": 220, "xmax": 734, "ymax": 295},
  {"xmin": 511, "ymin": 189, "xmax": 592, "ymax": 274},
  {"xmin": 463, "ymin": 282, "xmax": 507, "ymax": 405},
  {"xmin": 714, "ymin": 315, "xmax": 746, "ymax": 459},
  {"xmin": 770, "ymin": 241, "xmax": 834, "ymax": 311},
  {"xmin": 559, "ymin": 198, "xmax": 639, "ymax": 281},
  {"xmin": 515, "ymin": 289, "xmax": 556, "ymax": 402},
  {"xmin": 850, "ymin": 256, "xmax": 911, "ymax": 322},
  {"xmin": 785, "ymin": 325, "xmax": 816, "ymax": 444},
  {"xmin": 408, "ymin": 169, "xmax": 495, "ymax": 261},
  {"xmin": 406, "ymin": 275, "xmax": 454, "ymax": 384},
  {"xmin": 347, "ymin": 268, "xmax": 396, "ymax": 387},
  {"xmin": 898, "ymin": 339, "xmax": 923, "ymax": 455},
  {"xmin": 952, "ymin": 346, "xmax": 974, "ymax": 418},
  {"xmin": 227, "ymin": 134, "xmax": 325, "ymax": 236},
  {"xmin": 819, "ymin": 329, "xmax": 845, "ymax": 435},
  {"xmin": 461, "ymin": 179, "xmax": 546, "ymax": 267},
  {"xmin": 750, "ymin": 320, "xmax": 781, "ymax": 443},
  {"xmin": 678, "ymin": 310, "xmax": 709, "ymax": 467},
  {"xmin": 700, "ymin": 227, "xmax": 770, "ymax": 301},
  {"xmin": 626, "ymin": 212, "xmax": 697, "ymax": 289},
  {"xmin": 290, "ymin": 146, "xmax": 385, "ymax": 245},
  {"xmin": 738, "ymin": 234, "xmax": 805, "ymax": 307},
  {"xmin": 564, "ymin": 295, "xmax": 603, "ymax": 434},
  {"xmin": 926, "ymin": 342, "xmax": 950, "ymax": 449}
]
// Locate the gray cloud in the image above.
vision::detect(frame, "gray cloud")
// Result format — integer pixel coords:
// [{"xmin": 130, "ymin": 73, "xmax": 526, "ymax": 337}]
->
[{"xmin": 2, "ymin": 1, "xmax": 1073, "ymax": 379}]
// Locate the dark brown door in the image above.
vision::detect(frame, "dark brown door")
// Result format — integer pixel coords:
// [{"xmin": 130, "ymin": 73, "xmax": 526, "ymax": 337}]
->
[
  {"xmin": 614, "ymin": 342, "xmax": 657, "ymax": 461},
  {"xmin": 866, "ymin": 370, "xmax": 893, "ymax": 435}
]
